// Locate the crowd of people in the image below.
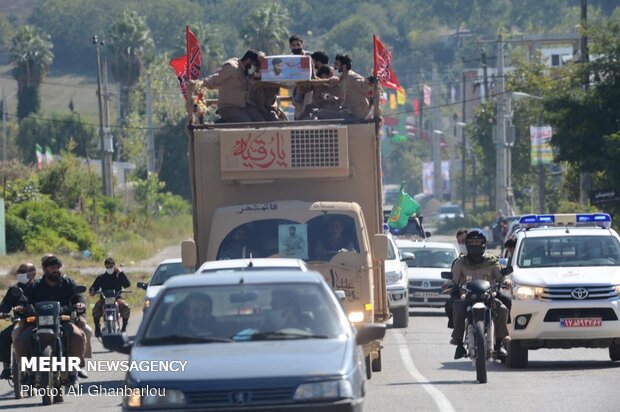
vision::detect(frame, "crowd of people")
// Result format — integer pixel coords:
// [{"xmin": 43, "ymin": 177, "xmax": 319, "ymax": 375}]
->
[
  {"xmin": 0, "ymin": 255, "xmax": 131, "ymax": 385},
  {"xmin": 198, "ymin": 34, "xmax": 378, "ymax": 123}
]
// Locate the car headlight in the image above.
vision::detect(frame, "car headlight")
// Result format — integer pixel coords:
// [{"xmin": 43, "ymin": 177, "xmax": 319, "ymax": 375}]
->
[
  {"xmin": 294, "ymin": 380, "xmax": 353, "ymax": 400},
  {"xmin": 143, "ymin": 299, "xmax": 151, "ymax": 310},
  {"xmin": 125, "ymin": 388, "xmax": 186, "ymax": 408},
  {"xmin": 513, "ymin": 283, "xmax": 544, "ymax": 300},
  {"xmin": 386, "ymin": 270, "xmax": 403, "ymax": 285},
  {"xmin": 615, "ymin": 285, "xmax": 620, "ymax": 297}
]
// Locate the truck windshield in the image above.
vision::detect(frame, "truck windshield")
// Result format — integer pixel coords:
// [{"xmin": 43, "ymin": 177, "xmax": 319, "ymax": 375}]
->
[
  {"xmin": 216, "ymin": 214, "xmax": 360, "ymax": 262},
  {"xmin": 517, "ymin": 236, "xmax": 620, "ymax": 268}
]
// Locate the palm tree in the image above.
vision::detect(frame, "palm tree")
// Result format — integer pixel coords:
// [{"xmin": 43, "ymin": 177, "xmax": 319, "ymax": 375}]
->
[
  {"xmin": 107, "ymin": 10, "xmax": 154, "ymax": 121},
  {"xmin": 240, "ymin": 3, "xmax": 290, "ymax": 55},
  {"xmin": 9, "ymin": 25, "xmax": 54, "ymax": 120}
]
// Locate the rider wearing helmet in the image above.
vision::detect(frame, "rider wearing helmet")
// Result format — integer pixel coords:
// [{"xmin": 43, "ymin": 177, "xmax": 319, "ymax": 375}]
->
[{"xmin": 450, "ymin": 229, "xmax": 511, "ymax": 359}]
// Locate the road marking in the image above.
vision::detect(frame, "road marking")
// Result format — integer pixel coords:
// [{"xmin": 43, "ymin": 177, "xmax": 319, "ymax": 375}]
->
[{"xmin": 394, "ymin": 331, "xmax": 456, "ymax": 412}]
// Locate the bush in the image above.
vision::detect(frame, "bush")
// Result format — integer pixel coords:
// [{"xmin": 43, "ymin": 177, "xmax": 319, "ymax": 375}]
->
[
  {"xmin": 158, "ymin": 192, "xmax": 191, "ymax": 216},
  {"xmin": 6, "ymin": 197, "xmax": 101, "ymax": 256}
]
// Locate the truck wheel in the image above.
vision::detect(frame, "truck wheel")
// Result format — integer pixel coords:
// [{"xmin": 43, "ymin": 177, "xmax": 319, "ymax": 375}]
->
[
  {"xmin": 371, "ymin": 350, "xmax": 382, "ymax": 372},
  {"xmin": 507, "ymin": 340, "xmax": 528, "ymax": 369},
  {"xmin": 392, "ymin": 306, "xmax": 409, "ymax": 329},
  {"xmin": 610, "ymin": 344, "xmax": 620, "ymax": 361},
  {"xmin": 365, "ymin": 355, "xmax": 372, "ymax": 379}
]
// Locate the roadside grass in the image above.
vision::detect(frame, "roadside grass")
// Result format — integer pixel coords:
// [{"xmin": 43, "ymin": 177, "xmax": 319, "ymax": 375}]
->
[{"xmin": 0, "ymin": 214, "xmax": 192, "ymax": 270}]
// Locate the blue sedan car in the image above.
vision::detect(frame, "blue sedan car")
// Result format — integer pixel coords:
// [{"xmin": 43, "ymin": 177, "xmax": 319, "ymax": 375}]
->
[{"xmin": 104, "ymin": 270, "xmax": 385, "ymax": 411}]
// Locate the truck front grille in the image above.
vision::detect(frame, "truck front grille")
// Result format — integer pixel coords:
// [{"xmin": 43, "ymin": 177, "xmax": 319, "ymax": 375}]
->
[{"xmin": 543, "ymin": 308, "xmax": 618, "ymax": 322}]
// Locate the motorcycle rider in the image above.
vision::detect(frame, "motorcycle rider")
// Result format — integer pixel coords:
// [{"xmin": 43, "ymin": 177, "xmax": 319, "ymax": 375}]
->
[
  {"xmin": 444, "ymin": 228, "xmax": 468, "ymax": 328},
  {"xmin": 450, "ymin": 229, "xmax": 511, "ymax": 359},
  {"xmin": 0, "ymin": 263, "xmax": 36, "ymax": 379},
  {"xmin": 11, "ymin": 255, "xmax": 88, "ymax": 385},
  {"xmin": 89, "ymin": 257, "xmax": 130, "ymax": 337}
]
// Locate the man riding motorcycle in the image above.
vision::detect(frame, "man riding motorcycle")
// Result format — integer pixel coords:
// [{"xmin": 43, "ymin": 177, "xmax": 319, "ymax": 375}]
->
[
  {"xmin": 11, "ymin": 255, "xmax": 88, "ymax": 385},
  {"xmin": 449, "ymin": 229, "xmax": 511, "ymax": 359},
  {"xmin": 0, "ymin": 263, "xmax": 36, "ymax": 379},
  {"xmin": 89, "ymin": 257, "xmax": 131, "ymax": 337}
]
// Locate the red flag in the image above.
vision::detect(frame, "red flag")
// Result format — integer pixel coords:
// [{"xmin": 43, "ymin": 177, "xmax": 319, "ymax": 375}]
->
[
  {"xmin": 169, "ymin": 26, "xmax": 202, "ymax": 99},
  {"xmin": 413, "ymin": 98, "xmax": 420, "ymax": 116},
  {"xmin": 373, "ymin": 34, "xmax": 402, "ymax": 91}
]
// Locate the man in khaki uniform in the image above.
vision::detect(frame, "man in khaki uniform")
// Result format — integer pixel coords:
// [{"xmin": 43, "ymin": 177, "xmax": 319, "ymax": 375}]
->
[
  {"xmin": 450, "ymin": 229, "xmax": 511, "ymax": 359},
  {"xmin": 202, "ymin": 50, "xmax": 265, "ymax": 123},
  {"xmin": 298, "ymin": 66, "xmax": 342, "ymax": 120},
  {"xmin": 334, "ymin": 54, "xmax": 371, "ymax": 121}
]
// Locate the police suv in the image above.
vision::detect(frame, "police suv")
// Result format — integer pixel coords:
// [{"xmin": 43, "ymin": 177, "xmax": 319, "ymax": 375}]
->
[{"xmin": 507, "ymin": 213, "xmax": 620, "ymax": 368}]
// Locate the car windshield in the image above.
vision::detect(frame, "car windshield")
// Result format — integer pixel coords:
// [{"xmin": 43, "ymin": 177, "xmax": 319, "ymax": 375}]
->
[
  {"xmin": 216, "ymin": 214, "xmax": 360, "ymax": 262},
  {"xmin": 399, "ymin": 247, "xmax": 457, "ymax": 268},
  {"xmin": 150, "ymin": 263, "xmax": 192, "ymax": 286},
  {"xmin": 439, "ymin": 206, "xmax": 461, "ymax": 214},
  {"xmin": 201, "ymin": 266, "xmax": 301, "ymax": 274},
  {"xmin": 140, "ymin": 283, "xmax": 346, "ymax": 344},
  {"xmin": 517, "ymin": 235, "xmax": 620, "ymax": 268}
]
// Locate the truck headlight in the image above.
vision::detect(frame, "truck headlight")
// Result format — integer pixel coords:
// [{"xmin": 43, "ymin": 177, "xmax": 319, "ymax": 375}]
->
[
  {"xmin": 513, "ymin": 283, "xmax": 544, "ymax": 300},
  {"xmin": 386, "ymin": 270, "xmax": 403, "ymax": 285},
  {"xmin": 294, "ymin": 380, "xmax": 353, "ymax": 400},
  {"xmin": 615, "ymin": 285, "xmax": 620, "ymax": 297},
  {"xmin": 125, "ymin": 388, "xmax": 186, "ymax": 408},
  {"xmin": 348, "ymin": 311, "xmax": 364, "ymax": 323}
]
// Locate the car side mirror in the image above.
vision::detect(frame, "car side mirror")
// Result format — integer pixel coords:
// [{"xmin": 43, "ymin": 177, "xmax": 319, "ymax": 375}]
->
[
  {"xmin": 400, "ymin": 252, "xmax": 415, "ymax": 262},
  {"xmin": 440, "ymin": 271, "xmax": 453, "ymax": 280},
  {"xmin": 334, "ymin": 290, "xmax": 347, "ymax": 302},
  {"xmin": 137, "ymin": 282, "xmax": 148, "ymax": 290},
  {"xmin": 181, "ymin": 239, "xmax": 197, "ymax": 269},
  {"xmin": 74, "ymin": 286, "xmax": 87, "ymax": 294},
  {"xmin": 372, "ymin": 234, "xmax": 389, "ymax": 261},
  {"xmin": 355, "ymin": 323, "xmax": 386, "ymax": 346},
  {"xmin": 500, "ymin": 266, "xmax": 513, "ymax": 276},
  {"xmin": 102, "ymin": 332, "xmax": 133, "ymax": 354},
  {"xmin": 425, "ymin": 231, "xmax": 432, "ymax": 238}
]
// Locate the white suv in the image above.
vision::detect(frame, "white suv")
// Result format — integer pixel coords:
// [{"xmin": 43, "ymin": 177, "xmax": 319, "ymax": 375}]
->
[{"xmin": 507, "ymin": 213, "xmax": 620, "ymax": 368}]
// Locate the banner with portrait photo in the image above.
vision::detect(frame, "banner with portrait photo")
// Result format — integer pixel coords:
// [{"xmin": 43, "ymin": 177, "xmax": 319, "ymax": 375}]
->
[
  {"xmin": 530, "ymin": 125, "xmax": 553, "ymax": 166},
  {"xmin": 260, "ymin": 55, "xmax": 312, "ymax": 82},
  {"xmin": 278, "ymin": 224, "xmax": 308, "ymax": 259}
]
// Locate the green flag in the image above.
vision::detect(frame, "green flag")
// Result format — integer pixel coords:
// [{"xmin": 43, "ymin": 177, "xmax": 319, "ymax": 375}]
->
[
  {"xmin": 35, "ymin": 144, "xmax": 43, "ymax": 170},
  {"xmin": 388, "ymin": 182, "xmax": 421, "ymax": 229}
]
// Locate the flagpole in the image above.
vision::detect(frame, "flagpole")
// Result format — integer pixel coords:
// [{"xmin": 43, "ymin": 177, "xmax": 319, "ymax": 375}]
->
[{"xmin": 186, "ymin": 25, "xmax": 190, "ymax": 91}]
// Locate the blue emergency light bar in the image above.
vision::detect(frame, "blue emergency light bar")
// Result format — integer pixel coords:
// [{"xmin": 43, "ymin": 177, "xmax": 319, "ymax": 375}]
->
[{"xmin": 519, "ymin": 213, "xmax": 612, "ymax": 228}]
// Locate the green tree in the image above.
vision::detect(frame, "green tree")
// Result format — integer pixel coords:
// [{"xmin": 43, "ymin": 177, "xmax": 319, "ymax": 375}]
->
[
  {"xmin": 107, "ymin": 9, "xmax": 155, "ymax": 121},
  {"xmin": 0, "ymin": 12, "xmax": 12, "ymax": 50},
  {"xmin": 240, "ymin": 3, "xmax": 290, "ymax": 54},
  {"xmin": 9, "ymin": 25, "xmax": 54, "ymax": 119}
]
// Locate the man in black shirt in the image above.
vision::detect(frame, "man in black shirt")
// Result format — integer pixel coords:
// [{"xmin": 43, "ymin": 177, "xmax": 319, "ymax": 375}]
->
[
  {"xmin": 12, "ymin": 255, "xmax": 87, "ymax": 384},
  {"xmin": 0, "ymin": 263, "xmax": 36, "ymax": 379},
  {"xmin": 89, "ymin": 257, "xmax": 131, "ymax": 337}
]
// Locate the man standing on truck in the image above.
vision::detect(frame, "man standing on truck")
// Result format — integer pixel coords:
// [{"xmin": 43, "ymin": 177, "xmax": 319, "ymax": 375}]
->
[
  {"xmin": 332, "ymin": 54, "xmax": 372, "ymax": 121},
  {"xmin": 202, "ymin": 50, "xmax": 266, "ymax": 123}
]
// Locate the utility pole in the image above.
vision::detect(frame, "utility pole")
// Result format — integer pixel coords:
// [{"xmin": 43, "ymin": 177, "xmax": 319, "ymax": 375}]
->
[
  {"xmin": 579, "ymin": 0, "xmax": 591, "ymax": 205},
  {"xmin": 1, "ymin": 88, "xmax": 6, "ymax": 162},
  {"xmin": 432, "ymin": 66, "xmax": 442, "ymax": 200},
  {"xmin": 495, "ymin": 33, "xmax": 509, "ymax": 215},
  {"xmin": 103, "ymin": 55, "xmax": 114, "ymax": 197},
  {"xmin": 450, "ymin": 114, "xmax": 458, "ymax": 203},
  {"xmin": 93, "ymin": 35, "xmax": 113, "ymax": 197},
  {"xmin": 481, "ymin": 52, "xmax": 489, "ymax": 101},
  {"xmin": 146, "ymin": 75, "xmax": 155, "ymax": 175}
]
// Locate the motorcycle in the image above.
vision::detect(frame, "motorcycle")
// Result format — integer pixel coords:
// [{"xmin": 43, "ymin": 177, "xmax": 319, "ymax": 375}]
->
[
  {"xmin": 98, "ymin": 289, "xmax": 130, "ymax": 337},
  {"xmin": 12, "ymin": 285, "xmax": 87, "ymax": 405},
  {"xmin": 441, "ymin": 272, "xmax": 507, "ymax": 384}
]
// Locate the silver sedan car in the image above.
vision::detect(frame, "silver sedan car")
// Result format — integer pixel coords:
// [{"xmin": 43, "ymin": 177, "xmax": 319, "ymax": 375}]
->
[{"xmin": 104, "ymin": 270, "xmax": 385, "ymax": 411}]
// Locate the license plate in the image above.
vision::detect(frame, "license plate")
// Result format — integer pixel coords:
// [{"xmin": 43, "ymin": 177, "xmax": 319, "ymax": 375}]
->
[
  {"xmin": 413, "ymin": 292, "xmax": 439, "ymax": 298},
  {"xmin": 105, "ymin": 297, "xmax": 117, "ymax": 305},
  {"xmin": 38, "ymin": 315, "xmax": 55, "ymax": 326},
  {"xmin": 560, "ymin": 318, "xmax": 602, "ymax": 328}
]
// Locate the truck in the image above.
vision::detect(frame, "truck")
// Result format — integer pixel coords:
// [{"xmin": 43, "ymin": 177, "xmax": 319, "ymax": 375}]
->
[{"xmin": 181, "ymin": 81, "xmax": 391, "ymax": 378}]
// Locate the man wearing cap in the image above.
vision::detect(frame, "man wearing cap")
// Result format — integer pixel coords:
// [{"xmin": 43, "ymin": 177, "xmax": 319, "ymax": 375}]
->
[
  {"xmin": 12, "ymin": 255, "xmax": 87, "ymax": 385},
  {"xmin": 89, "ymin": 257, "xmax": 131, "ymax": 337},
  {"xmin": 0, "ymin": 262, "xmax": 36, "ymax": 379}
]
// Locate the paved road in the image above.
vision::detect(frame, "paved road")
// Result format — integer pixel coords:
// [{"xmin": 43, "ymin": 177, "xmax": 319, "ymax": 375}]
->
[{"xmin": 365, "ymin": 309, "xmax": 619, "ymax": 412}]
